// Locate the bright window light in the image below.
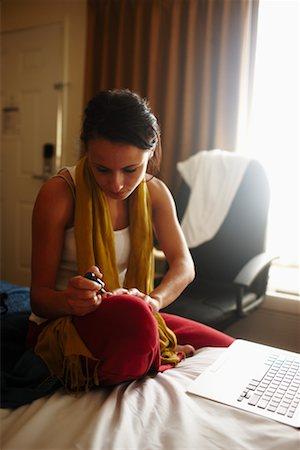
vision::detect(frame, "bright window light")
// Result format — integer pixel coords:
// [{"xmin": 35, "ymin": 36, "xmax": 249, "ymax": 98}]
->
[{"xmin": 247, "ymin": 0, "xmax": 299, "ymax": 279}]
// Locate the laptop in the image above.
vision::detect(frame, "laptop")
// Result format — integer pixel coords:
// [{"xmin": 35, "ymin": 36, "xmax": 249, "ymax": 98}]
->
[{"xmin": 187, "ymin": 339, "xmax": 300, "ymax": 428}]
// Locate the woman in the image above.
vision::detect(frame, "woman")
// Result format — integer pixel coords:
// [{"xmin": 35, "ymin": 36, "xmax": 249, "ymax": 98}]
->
[{"xmin": 28, "ymin": 89, "xmax": 233, "ymax": 390}]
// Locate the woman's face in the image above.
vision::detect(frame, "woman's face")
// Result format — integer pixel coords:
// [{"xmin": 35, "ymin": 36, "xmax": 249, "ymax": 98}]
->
[{"xmin": 87, "ymin": 138, "xmax": 151, "ymax": 201}]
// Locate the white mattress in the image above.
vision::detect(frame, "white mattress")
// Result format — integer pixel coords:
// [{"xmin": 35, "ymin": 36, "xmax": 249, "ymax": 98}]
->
[{"xmin": 1, "ymin": 347, "xmax": 299, "ymax": 449}]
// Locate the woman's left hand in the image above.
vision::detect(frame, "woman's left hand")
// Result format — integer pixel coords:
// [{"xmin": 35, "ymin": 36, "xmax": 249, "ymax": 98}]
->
[
  {"xmin": 103, "ymin": 287, "xmax": 161, "ymax": 314},
  {"xmin": 126, "ymin": 288, "xmax": 161, "ymax": 314}
]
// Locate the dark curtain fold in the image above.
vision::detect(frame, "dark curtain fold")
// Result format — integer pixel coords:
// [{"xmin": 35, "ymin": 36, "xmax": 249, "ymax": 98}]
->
[{"xmin": 84, "ymin": 0, "xmax": 259, "ymax": 193}]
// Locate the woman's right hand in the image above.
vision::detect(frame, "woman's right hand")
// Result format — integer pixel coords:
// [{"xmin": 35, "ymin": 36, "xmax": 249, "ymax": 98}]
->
[{"xmin": 64, "ymin": 266, "xmax": 104, "ymax": 316}]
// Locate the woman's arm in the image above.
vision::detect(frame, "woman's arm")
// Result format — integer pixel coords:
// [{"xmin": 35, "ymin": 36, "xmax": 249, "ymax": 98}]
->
[
  {"xmin": 148, "ymin": 177, "xmax": 195, "ymax": 311},
  {"xmin": 30, "ymin": 176, "xmax": 102, "ymax": 319}
]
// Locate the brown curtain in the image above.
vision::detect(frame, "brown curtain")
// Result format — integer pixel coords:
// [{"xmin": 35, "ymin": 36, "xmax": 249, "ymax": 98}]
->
[{"xmin": 84, "ymin": 0, "xmax": 258, "ymax": 193}]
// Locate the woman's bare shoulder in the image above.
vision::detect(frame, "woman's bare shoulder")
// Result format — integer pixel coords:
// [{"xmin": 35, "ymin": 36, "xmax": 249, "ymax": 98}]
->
[
  {"xmin": 147, "ymin": 176, "xmax": 174, "ymax": 205},
  {"xmin": 36, "ymin": 173, "xmax": 74, "ymax": 201},
  {"xmin": 33, "ymin": 173, "xmax": 75, "ymax": 227}
]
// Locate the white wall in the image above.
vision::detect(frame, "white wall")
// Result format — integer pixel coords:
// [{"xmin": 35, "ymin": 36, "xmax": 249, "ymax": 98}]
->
[{"xmin": 2, "ymin": 0, "xmax": 87, "ymax": 164}]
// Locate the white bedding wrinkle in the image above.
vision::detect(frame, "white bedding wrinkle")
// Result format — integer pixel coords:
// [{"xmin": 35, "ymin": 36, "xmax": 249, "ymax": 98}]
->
[{"xmin": 1, "ymin": 348, "xmax": 299, "ymax": 450}]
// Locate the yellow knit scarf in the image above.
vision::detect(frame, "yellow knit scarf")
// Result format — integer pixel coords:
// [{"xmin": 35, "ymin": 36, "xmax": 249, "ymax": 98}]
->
[{"xmin": 35, "ymin": 156, "xmax": 179, "ymax": 390}]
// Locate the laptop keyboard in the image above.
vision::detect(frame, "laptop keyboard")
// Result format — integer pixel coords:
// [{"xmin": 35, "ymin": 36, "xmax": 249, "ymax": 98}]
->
[{"xmin": 237, "ymin": 352, "xmax": 300, "ymax": 418}]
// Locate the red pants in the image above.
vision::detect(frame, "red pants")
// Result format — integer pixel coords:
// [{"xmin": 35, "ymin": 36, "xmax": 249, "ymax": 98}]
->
[{"xmin": 28, "ymin": 295, "xmax": 234, "ymax": 386}]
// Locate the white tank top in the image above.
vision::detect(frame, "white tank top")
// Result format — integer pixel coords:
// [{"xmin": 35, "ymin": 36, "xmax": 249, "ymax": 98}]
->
[{"xmin": 56, "ymin": 225, "xmax": 130, "ymax": 290}]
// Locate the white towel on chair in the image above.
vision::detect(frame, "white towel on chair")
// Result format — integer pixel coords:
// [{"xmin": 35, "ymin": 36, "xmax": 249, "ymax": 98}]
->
[{"xmin": 177, "ymin": 149, "xmax": 250, "ymax": 248}]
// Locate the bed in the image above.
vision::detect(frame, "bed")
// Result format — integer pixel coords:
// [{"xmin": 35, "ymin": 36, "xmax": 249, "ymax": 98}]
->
[{"xmin": 1, "ymin": 282, "xmax": 299, "ymax": 449}]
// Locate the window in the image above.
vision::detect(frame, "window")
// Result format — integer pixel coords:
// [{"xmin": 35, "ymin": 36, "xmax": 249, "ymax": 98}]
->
[{"xmin": 246, "ymin": 0, "xmax": 299, "ymax": 295}]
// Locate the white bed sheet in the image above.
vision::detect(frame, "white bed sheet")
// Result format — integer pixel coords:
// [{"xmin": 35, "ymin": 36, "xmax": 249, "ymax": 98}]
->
[{"xmin": 1, "ymin": 347, "xmax": 299, "ymax": 450}]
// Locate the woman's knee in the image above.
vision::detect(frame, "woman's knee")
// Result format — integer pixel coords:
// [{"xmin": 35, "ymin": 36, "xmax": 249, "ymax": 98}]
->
[
  {"xmin": 73, "ymin": 295, "xmax": 161, "ymax": 385},
  {"xmin": 73, "ymin": 294, "xmax": 159, "ymax": 358}
]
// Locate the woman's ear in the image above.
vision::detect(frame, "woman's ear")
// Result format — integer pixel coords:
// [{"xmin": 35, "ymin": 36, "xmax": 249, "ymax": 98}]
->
[{"xmin": 146, "ymin": 146, "xmax": 160, "ymax": 176}]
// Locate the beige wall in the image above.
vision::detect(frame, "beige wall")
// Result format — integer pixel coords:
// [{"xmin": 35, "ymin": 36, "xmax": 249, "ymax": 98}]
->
[{"xmin": 2, "ymin": 0, "xmax": 87, "ymax": 164}]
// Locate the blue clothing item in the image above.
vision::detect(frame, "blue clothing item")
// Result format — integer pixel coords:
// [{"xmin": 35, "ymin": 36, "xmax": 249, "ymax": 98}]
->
[
  {"xmin": 0, "ymin": 282, "xmax": 60, "ymax": 408},
  {"xmin": 0, "ymin": 281, "xmax": 31, "ymax": 315}
]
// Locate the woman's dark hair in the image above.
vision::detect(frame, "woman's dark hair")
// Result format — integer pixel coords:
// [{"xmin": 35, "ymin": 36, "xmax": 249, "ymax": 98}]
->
[{"xmin": 80, "ymin": 89, "xmax": 161, "ymax": 175}]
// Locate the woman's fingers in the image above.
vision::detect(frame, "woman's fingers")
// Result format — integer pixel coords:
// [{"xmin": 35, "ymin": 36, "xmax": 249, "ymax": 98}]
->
[
  {"xmin": 127, "ymin": 288, "xmax": 141, "ymax": 297},
  {"xmin": 126, "ymin": 289, "xmax": 160, "ymax": 314},
  {"xmin": 111, "ymin": 288, "xmax": 130, "ymax": 295},
  {"xmin": 86, "ymin": 265, "xmax": 104, "ymax": 279},
  {"xmin": 64, "ymin": 273, "xmax": 105, "ymax": 316}
]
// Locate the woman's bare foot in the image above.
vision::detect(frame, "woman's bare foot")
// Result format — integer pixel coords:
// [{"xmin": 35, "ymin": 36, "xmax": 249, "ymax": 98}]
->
[{"xmin": 175, "ymin": 344, "xmax": 195, "ymax": 358}]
